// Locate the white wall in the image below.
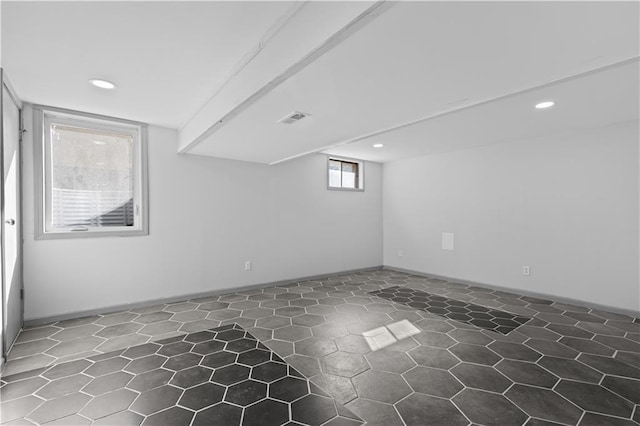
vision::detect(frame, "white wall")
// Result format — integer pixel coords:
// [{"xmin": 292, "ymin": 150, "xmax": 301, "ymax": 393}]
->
[
  {"xmin": 383, "ymin": 120, "xmax": 639, "ymax": 312},
  {"xmin": 22, "ymin": 105, "xmax": 383, "ymax": 321}
]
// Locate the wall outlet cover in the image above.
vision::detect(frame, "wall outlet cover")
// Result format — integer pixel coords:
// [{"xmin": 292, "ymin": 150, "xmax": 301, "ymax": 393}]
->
[{"xmin": 442, "ymin": 233, "xmax": 455, "ymax": 251}]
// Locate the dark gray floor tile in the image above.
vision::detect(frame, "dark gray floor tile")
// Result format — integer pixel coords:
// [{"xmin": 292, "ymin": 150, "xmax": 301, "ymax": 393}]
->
[
  {"xmin": 95, "ymin": 312, "xmax": 139, "ymax": 327},
  {"xmin": 44, "ymin": 413, "xmax": 91, "ymax": 425},
  {"xmin": 169, "ymin": 365, "xmax": 212, "ymax": 388},
  {"xmin": 157, "ymin": 341, "xmax": 194, "ymax": 357},
  {"xmin": 408, "ymin": 345, "xmax": 460, "ymax": 369},
  {"xmin": 51, "ymin": 324, "xmax": 102, "ymax": 342},
  {"xmin": 489, "ymin": 340, "xmax": 542, "ymax": 362},
  {"xmin": 525, "ymin": 419, "xmax": 565, "ymax": 426},
  {"xmin": 296, "ymin": 337, "xmax": 338, "ymax": 357},
  {"xmin": 351, "ymin": 370, "xmax": 411, "ymax": 403},
  {"xmin": 614, "ymin": 351, "xmax": 640, "ymax": 369},
  {"xmin": 82, "ymin": 371, "xmax": 134, "ymax": 396},
  {"xmin": 42, "ymin": 359, "xmax": 91, "ymax": 380},
  {"xmin": 546, "ymin": 324, "xmax": 594, "ymax": 339},
  {"xmin": 495, "ymin": 359, "xmax": 558, "ymax": 388},
  {"xmin": 134, "ymin": 311, "xmax": 173, "ymax": 324},
  {"xmin": 192, "ymin": 402, "xmax": 242, "ymax": 426},
  {"xmin": 92, "ymin": 410, "xmax": 143, "ymax": 426},
  {"xmin": 8, "ymin": 340, "xmax": 58, "ymax": 360},
  {"xmin": 365, "ymin": 348, "xmax": 415, "ymax": 374},
  {"xmin": 210, "ymin": 364, "xmax": 250, "ymax": 385},
  {"xmin": 3, "ymin": 367, "xmax": 49, "ymax": 383},
  {"xmin": 126, "ymin": 368, "xmax": 173, "ymax": 392},
  {"xmin": 244, "ymin": 398, "xmax": 290, "ymax": 425},
  {"xmin": 0, "ymin": 377, "xmax": 48, "ymax": 401},
  {"xmin": 450, "ymin": 343, "xmax": 502, "ymax": 366},
  {"xmin": 594, "ymin": 335, "xmax": 640, "ymax": 352},
  {"xmin": 321, "ymin": 351, "xmax": 369, "ymax": 378},
  {"xmin": 270, "ymin": 376, "xmax": 309, "ymax": 402},
  {"xmin": 95, "ymin": 323, "xmax": 143, "ymax": 339},
  {"xmin": 0, "ymin": 396, "xmax": 44, "ymax": 423},
  {"xmin": 121, "ymin": 342, "xmax": 161, "ymax": 359},
  {"xmin": 505, "ymin": 384, "xmax": 583, "ymax": 425},
  {"xmin": 179, "ymin": 382, "xmax": 225, "ymax": 410},
  {"xmin": 537, "ymin": 356, "xmax": 603, "ymax": 383},
  {"xmin": 559, "ymin": 337, "xmax": 616, "ymax": 356},
  {"xmin": 284, "ymin": 354, "xmax": 322, "ymax": 377},
  {"xmin": 555, "ymin": 379, "xmax": 634, "ymax": 418},
  {"xmin": 450, "ymin": 362, "xmax": 513, "ymax": 392},
  {"xmin": 396, "ymin": 393, "xmax": 468, "ymax": 426},
  {"xmin": 576, "ymin": 322, "xmax": 627, "ymax": 337},
  {"xmin": 79, "ymin": 388, "xmax": 137, "ymax": 420},
  {"xmin": 335, "ymin": 335, "xmax": 371, "ymax": 354},
  {"xmin": 36, "ymin": 374, "xmax": 92, "ymax": 399},
  {"xmin": 525, "ymin": 338, "xmax": 580, "ymax": 359},
  {"xmin": 578, "ymin": 412, "xmax": 637, "ymax": 425},
  {"xmin": 46, "ymin": 336, "xmax": 105, "ymax": 358},
  {"xmin": 141, "ymin": 406, "xmax": 194, "ymax": 426},
  {"xmin": 85, "ymin": 357, "xmax": 130, "ymax": 377},
  {"xmin": 578, "ymin": 354, "xmax": 640, "ymax": 379},
  {"xmin": 413, "ymin": 330, "xmax": 457, "ymax": 348},
  {"xmin": 15, "ymin": 326, "xmax": 60, "ymax": 344},
  {"xmin": 29, "ymin": 393, "xmax": 92, "ymax": 424},
  {"xmin": 160, "ymin": 352, "xmax": 204, "ymax": 371},
  {"xmin": 55, "ymin": 316, "xmax": 100, "ymax": 329},
  {"xmin": 291, "ymin": 394, "xmax": 337, "ymax": 426},
  {"xmin": 601, "ymin": 376, "xmax": 640, "ymax": 404},
  {"xmin": 448, "ymin": 328, "xmax": 495, "ymax": 345},
  {"xmin": 310, "ymin": 373, "xmax": 357, "ymax": 405},
  {"xmin": 129, "ymin": 385, "xmax": 182, "ymax": 415},
  {"xmin": 225, "ymin": 379, "xmax": 267, "ymax": 406},
  {"xmin": 403, "ymin": 366, "xmax": 463, "ymax": 398},
  {"xmin": 454, "ymin": 388, "xmax": 527, "ymax": 426},
  {"xmin": 564, "ymin": 312, "xmax": 607, "ymax": 323},
  {"xmin": 346, "ymin": 399, "xmax": 404, "ymax": 426}
]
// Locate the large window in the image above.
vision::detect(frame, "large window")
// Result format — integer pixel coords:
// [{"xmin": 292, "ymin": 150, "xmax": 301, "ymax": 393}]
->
[
  {"xmin": 328, "ymin": 157, "xmax": 364, "ymax": 191},
  {"xmin": 34, "ymin": 106, "xmax": 148, "ymax": 239}
]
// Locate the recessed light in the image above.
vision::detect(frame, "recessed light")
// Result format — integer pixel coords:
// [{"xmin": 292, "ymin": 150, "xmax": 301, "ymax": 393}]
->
[
  {"xmin": 373, "ymin": 143, "xmax": 384, "ymax": 148},
  {"xmin": 535, "ymin": 101, "xmax": 555, "ymax": 109},
  {"xmin": 89, "ymin": 79, "xmax": 117, "ymax": 90},
  {"xmin": 93, "ymin": 140, "xmax": 106, "ymax": 145}
]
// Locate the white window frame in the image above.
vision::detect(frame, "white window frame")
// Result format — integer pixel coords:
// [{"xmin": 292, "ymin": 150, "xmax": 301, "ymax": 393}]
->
[
  {"xmin": 33, "ymin": 105, "xmax": 149, "ymax": 239},
  {"xmin": 327, "ymin": 156, "xmax": 365, "ymax": 191}
]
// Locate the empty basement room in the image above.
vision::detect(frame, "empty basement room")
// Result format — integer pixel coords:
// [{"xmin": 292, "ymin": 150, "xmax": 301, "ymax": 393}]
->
[{"xmin": 0, "ymin": 1, "xmax": 638, "ymax": 425}]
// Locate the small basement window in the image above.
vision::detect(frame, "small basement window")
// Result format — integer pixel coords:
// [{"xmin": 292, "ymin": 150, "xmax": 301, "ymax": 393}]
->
[
  {"xmin": 34, "ymin": 106, "xmax": 148, "ymax": 239},
  {"xmin": 328, "ymin": 157, "xmax": 364, "ymax": 191}
]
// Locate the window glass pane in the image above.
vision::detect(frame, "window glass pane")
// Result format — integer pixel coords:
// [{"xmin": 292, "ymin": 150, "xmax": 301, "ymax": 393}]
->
[
  {"xmin": 50, "ymin": 124, "xmax": 134, "ymax": 228},
  {"xmin": 329, "ymin": 159, "xmax": 342, "ymax": 187},
  {"xmin": 341, "ymin": 162, "xmax": 357, "ymax": 189}
]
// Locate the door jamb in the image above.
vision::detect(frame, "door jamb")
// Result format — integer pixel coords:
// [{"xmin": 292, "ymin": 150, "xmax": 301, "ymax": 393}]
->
[{"xmin": 0, "ymin": 68, "xmax": 25, "ymax": 364}]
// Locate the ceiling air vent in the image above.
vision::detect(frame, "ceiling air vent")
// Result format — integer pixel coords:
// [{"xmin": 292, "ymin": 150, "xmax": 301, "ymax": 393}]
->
[{"xmin": 277, "ymin": 111, "xmax": 311, "ymax": 124}]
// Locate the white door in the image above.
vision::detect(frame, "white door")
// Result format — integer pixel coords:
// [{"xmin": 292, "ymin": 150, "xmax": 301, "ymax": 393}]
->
[{"xmin": 2, "ymin": 73, "xmax": 23, "ymax": 358}]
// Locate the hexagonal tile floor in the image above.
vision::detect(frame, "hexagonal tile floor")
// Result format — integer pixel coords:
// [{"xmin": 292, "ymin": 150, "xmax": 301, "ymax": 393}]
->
[
  {"xmin": 2, "ymin": 269, "xmax": 639, "ymax": 425},
  {"xmin": 0, "ymin": 324, "xmax": 361, "ymax": 425},
  {"xmin": 369, "ymin": 286, "xmax": 531, "ymax": 334}
]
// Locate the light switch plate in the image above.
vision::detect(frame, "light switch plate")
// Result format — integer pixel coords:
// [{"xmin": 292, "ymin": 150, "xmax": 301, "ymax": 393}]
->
[{"xmin": 442, "ymin": 232, "xmax": 455, "ymax": 251}]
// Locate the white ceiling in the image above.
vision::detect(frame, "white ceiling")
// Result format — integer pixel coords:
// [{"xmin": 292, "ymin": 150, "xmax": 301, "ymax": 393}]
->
[
  {"xmin": 324, "ymin": 61, "xmax": 640, "ymax": 162},
  {"xmin": 2, "ymin": 1, "xmax": 639, "ymax": 164},
  {"xmin": 1, "ymin": 1, "xmax": 294, "ymax": 128},
  {"xmin": 187, "ymin": 1, "xmax": 639, "ymax": 164}
]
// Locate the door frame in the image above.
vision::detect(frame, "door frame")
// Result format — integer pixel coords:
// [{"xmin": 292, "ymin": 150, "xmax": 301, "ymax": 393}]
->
[{"xmin": 0, "ymin": 68, "xmax": 24, "ymax": 363}]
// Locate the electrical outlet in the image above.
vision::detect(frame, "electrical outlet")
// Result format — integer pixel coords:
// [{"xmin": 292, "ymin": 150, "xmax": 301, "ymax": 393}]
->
[
  {"xmin": 522, "ymin": 266, "xmax": 530, "ymax": 276},
  {"xmin": 244, "ymin": 261, "xmax": 252, "ymax": 271},
  {"xmin": 397, "ymin": 250, "xmax": 403, "ymax": 257}
]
